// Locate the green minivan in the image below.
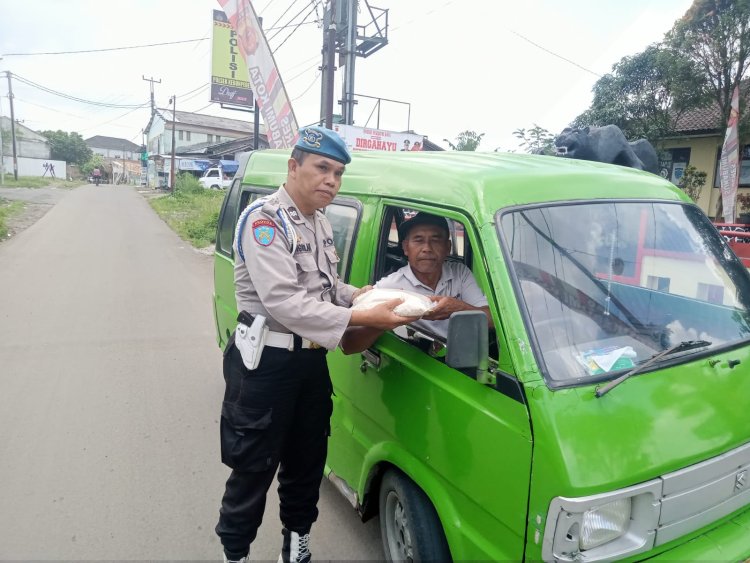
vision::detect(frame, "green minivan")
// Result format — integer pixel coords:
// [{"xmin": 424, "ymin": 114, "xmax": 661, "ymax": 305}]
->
[{"xmin": 213, "ymin": 149, "xmax": 750, "ymax": 561}]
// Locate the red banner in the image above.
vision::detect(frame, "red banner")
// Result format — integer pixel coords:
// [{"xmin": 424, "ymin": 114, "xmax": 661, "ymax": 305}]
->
[
  {"xmin": 720, "ymin": 85, "xmax": 741, "ymax": 222},
  {"xmin": 217, "ymin": 0, "xmax": 298, "ymax": 148}
]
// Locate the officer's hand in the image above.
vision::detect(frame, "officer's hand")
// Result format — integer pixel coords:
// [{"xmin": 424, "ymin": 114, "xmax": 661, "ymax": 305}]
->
[
  {"xmin": 423, "ymin": 296, "xmax": 466, "ymax": 320},
  {"xmin": 351, "ymin": 284, "xmax": 374, "ymax": 302}
]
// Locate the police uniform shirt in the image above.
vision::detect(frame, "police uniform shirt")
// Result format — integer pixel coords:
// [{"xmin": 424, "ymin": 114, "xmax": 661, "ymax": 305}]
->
[
  {"xmin": 375, "ymin": 262, "xmax": 488, "ymax": 340},
  {"xmin": 234, "ymin": 185, "xmax": 357, "ymax": 350}
]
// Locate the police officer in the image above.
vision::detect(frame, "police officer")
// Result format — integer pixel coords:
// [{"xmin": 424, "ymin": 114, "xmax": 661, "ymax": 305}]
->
[{"xmin": 216, "ymin": 126, "xmax": 414, "ymax": 563}]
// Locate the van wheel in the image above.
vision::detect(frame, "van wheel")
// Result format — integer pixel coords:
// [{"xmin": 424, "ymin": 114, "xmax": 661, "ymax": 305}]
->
[
  {"xmin": 210, "ymin": 184, "xmax": 220, "ymax": 190},
  {"xmin": 379, "ymin": 470, "xmax": 451, "ymax": 562}
]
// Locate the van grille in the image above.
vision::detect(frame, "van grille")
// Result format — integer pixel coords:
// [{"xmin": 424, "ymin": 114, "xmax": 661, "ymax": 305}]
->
[{"xmin": 656, "ymin": 440, "xmax": 750, "ymax": 545}]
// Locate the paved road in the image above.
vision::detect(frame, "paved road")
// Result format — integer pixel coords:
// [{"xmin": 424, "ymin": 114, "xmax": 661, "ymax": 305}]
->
[{"xmin": 0, "ymin": 185, "xmax": 382, "ymax": 561}]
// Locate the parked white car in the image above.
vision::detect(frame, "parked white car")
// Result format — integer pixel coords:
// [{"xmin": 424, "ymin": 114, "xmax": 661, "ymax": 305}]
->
[{"xmin": 199, "ymin": 167, "xmax": 233, "ymax": 190}]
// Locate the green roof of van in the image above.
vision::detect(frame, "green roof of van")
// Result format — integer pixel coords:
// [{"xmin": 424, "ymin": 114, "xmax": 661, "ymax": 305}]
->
[{"xmin": 243, "ymin": 149, "xmax": 687, "ymax": 216}]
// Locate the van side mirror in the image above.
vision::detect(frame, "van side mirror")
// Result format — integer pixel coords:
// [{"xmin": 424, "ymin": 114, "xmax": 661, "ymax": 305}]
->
[{"xmin": 446, "ymin": 311, "xmax": 490, "ymax": 382}]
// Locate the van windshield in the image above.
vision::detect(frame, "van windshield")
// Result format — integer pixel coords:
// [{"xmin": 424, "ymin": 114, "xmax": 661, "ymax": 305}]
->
[{"xmin": 499, "ymin": 202, "xmax": 750, "ymax": 385}]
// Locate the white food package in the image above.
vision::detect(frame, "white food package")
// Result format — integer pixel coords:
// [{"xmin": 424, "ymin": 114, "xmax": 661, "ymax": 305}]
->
[{"xmin": 351, "ymin": 288, "xmax": 435, "ymax": 317}]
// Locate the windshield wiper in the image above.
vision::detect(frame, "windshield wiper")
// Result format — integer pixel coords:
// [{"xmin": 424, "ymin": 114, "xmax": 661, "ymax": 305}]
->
[{"xmin": 595, "ymin": 340, "xmax": 712, "ymax": 398}]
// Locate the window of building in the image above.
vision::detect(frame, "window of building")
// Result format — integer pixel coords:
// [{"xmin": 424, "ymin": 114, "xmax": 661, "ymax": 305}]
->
[
  {"xmin": 216, "ymin": 135, "xmax": 221, "ymax": 143},
  {"xmin": 697, "ymin": 282, "xmax": 724, "ymax": 304},
  {"xmin": 714, "ymin": 144, "xmax": 750, "ymax": 187},
  {"xmin": 658, "ymin": 148, "xmax": 691, "ymax": 185},
  {"xmin": 186, "ymin": 131, "xmax": 192, "ymax": 141},
  {"xmin": 207, "ymin": 134, "xmax": 213, "ymax": 143},
  {"xmin": 646, "ymin": 275, "xmax": 671, "ymax": 293},
  {"xmin": 178, "ymin": 130, "xmax": 184, "ymax": 141}
]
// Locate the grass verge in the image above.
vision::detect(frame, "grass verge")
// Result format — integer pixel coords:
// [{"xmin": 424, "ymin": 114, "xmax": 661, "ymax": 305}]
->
[
  {"xmin": 149, "ymin": 173, "xmax": 225, "ymax": 248},
  {"xmin": 0, "ymin": 198, "xmax": 26, "ymax": 239},
  {"xmin": 0, "ymin": 176, "xmax": 82, "ymax": 189}
]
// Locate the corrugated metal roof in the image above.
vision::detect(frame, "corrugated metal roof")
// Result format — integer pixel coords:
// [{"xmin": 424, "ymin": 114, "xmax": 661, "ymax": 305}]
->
[
  {"xmin": 157, "ymin": 108, "xmax": 267, "ymax": 134},
  {"xmin": 85, "ymin": 135, "xmax": 141, "ymax": 152}
]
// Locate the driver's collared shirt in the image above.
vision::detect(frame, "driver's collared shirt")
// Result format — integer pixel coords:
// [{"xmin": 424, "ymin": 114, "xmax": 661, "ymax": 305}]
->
[{"xmin": 375, "ymin": 262, "xmax": 488, "ymax": 339}]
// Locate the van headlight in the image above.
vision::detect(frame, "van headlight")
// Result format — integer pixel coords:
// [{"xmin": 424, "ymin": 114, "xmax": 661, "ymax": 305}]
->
[
  {"xmin": 542, "ymin": 480, "xmax": 661, "ymax": 562},
  {"xmin": 580, "ymin": 498, "xmax": 630, "ymax": 549}
]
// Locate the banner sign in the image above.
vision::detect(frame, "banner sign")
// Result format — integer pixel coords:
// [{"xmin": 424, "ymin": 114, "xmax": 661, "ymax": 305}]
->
[
  {"xmin": 217, "ymin": 0, "xmax": 298, "ymax": 148},
  {"xmin": 720, "ymin": 85, "xmax": 741, "ymax": 222},
  {"xmin": 211, "ymin": 10, "xmax": 254, "ymax": 108},
  {"xmin": 332, "ymin": 124, "xmax": 425, "ymax": 152}
]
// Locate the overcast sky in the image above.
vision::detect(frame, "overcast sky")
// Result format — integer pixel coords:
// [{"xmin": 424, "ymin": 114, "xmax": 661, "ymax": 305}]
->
[{"xmin": 0, "ymin": 0, "xmax": 693, "ymax": 152}]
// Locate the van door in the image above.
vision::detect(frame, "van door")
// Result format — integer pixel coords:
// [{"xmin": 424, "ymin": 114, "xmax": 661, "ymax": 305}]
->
[
  {"xmin": 327, "ymin": 203, "xmax": 533, "ymax": 561},
  {"xmin": 213, "ymin": 182, "xmax": 273, "ymax": 348}
]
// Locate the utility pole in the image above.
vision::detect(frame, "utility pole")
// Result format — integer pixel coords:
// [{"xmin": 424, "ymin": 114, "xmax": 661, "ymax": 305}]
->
[
  {"xmin": 7, "ymin": 71, "xmax": 18, "ymax": 181},
  {"xmin": 142, "ymin": 75, "xmax": 161, "ymax": 116},
  {"xmin": 0, "ymin": 73, "xmax": 4, "ymax": 185},
  {"xmin": 340, "ymin": 0, "xmax": 357, "ymax": 125},
  {"xmin": 320, "ymin": 0, "xmax": 337, "ymax": 128},
  {"xmin": 168, "ymin": 94, "xmax": 176, "ymax": 191}
]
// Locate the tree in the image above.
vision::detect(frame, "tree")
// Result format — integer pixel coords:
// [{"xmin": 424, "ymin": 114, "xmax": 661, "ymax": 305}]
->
[
  {"xmin": 513, "ymin": 124, "xmax": 556, "ymax": 154},
  {"xmin": 81, "ymin": 154, "xmax": 105, "ymax": 176},
  {"xmin": 40, "ymin": 130, "xmax": 92, "ymax": 165},
  {"xmin": 668, "ymin": 0, "xmax": 750, "ymax": 136},
  {"xmin": 678, "ymin": 164, "xmax": 708, "ymax": 201},
  {"xmin": 444, "ymin": 130, "xmax": 484, "ymax": 151},
  {"xmin": 573, "ymin": 44, "xmax": 707, "ymax": 143}
]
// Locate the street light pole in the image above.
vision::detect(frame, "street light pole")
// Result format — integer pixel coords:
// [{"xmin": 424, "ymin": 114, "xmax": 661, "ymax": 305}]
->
[{"xmin": 169, "ymin": 95, "xmax": 176, "ymax": 191}]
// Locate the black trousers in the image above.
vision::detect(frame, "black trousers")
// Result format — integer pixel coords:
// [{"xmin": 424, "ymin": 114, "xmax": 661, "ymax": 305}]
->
[{"xmin": 216, "ymin": 343, "xmax": 332, "ymax": 558}]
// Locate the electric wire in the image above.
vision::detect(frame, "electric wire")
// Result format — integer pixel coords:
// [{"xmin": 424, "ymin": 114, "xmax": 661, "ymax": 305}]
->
[
  {"xmin": 265, "ymin": 0, "xmax": 305, "ymax": 40},
  {"xmin": 292, "ymin": 71, "xmax": 321, "ymax": 101},
  {"xmin": 271, "ymin": 1, "xmax": 321, "ymax": 54},
  {"xmin": 11, "ymin": 73, "xmax": 149, "ymax": 109},
  {"xmin": 507, "ymin": 29, "xmax": 602, "ymax": 78},
  {"xmin": 2, "ymin": 37, "xmax": 208, "ymax": 57}
]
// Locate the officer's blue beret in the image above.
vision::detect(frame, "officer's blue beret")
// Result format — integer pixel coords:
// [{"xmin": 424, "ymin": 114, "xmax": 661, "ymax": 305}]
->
[{"xmin": 294, "ymin": 126, "xmax": 351, "ymax": 165}]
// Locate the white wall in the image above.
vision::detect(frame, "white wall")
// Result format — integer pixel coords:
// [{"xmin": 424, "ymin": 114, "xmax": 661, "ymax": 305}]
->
[{"xmin": 1, "ymin": 156, "xmax": 67, "ymax": 178}]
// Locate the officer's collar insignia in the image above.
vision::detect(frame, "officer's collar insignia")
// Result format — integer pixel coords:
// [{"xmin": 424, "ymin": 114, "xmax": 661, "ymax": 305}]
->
[
  {"xmin": 287, "ymin": 207, "xmax": 302, "ymax": 221},
  {"xmin": 252, "ymin": 219, "xmax": 276, "ymax": 246},
  {"xmin": 301, "ymin": 128, "xmax": 323, "ymax": 148}
]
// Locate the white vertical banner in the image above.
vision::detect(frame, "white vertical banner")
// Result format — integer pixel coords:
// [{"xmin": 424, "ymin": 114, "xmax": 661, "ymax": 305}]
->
[
  {"xmin": 217, "ymin": 0, "xmax": 298, "ymax": 148},
  {"xmin": 720, "ymin": 85, "xmax": 741, "ymax": 222}
]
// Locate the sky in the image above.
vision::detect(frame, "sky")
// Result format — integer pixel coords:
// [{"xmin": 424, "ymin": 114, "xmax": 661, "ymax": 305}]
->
[{"xmin": 0, "ymin": 0, "xmax": 695, "ymax": 152}]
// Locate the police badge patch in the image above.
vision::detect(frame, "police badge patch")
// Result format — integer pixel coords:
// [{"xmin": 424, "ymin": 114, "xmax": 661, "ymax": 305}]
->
[{"xmin": 252, "ymin": 219, "xmax": 276, "ymax": 246}]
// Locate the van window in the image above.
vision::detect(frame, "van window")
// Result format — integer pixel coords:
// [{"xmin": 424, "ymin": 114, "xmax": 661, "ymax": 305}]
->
[
  {"xmin": 374, "ymin": 206, "xmax": 487, "ymax": 349},
  {"xmin": 500, "ymin": 201, "xmax": 750, "ymax": 386},
  {"xmin": 325, "ymin": 202, "xmax": 360, "ymax": 279},
  {"xmin": 216, "ymin": 179, "xmax": 243, "ymax": 256},
  {"xmin": 377, "ymin": 207, "xmax": 468, "ymax": 281},
  {"xmin": 216, "ymin": 188, "xmax": 270, "ymax": 257}
]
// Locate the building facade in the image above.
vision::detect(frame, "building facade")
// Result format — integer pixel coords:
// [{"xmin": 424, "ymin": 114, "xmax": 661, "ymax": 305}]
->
[
  {"xmin": 85, "ymin": 135, "xmax": 141, "ymax": 160},
  {"xmin": 143, "ymin": 109, "xmax": 263, "ymax": 156},
  {"xmin": 658, "ymin": 88, "xmax": 749, "ymax": 219}
]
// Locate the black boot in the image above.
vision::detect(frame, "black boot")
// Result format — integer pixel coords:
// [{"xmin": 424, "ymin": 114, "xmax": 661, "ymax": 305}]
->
[{"xmin": 278, "ymin": 527, "xmax": 312, "ymax": 563}]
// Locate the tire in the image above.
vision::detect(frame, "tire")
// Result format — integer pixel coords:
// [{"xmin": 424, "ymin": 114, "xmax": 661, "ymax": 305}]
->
[
  {"xmin": 379, "ymin": 470, "xmax": 452, "ymax": 562},
  {"xmin": 210, "ymin": 184, "xmax": 220, "ymax": 190}
]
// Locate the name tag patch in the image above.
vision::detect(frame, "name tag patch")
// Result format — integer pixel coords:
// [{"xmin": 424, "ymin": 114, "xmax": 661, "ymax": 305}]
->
[{"xmin": 252, "ymin": 219, "xmax": 276, "ymax": 246}]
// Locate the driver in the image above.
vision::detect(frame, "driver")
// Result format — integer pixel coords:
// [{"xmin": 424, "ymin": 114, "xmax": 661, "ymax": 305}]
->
[{"xmin": 341, "ymin": 212, "xmax": 492, "ymax": 353}]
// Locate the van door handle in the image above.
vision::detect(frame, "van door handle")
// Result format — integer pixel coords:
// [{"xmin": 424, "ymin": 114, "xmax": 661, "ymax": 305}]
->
[{"xmin": 360, "ymin": 349, "xmax": 381, "ymax": 372}]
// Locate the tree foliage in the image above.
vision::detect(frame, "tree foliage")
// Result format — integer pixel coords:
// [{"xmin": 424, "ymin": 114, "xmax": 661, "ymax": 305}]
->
[
  {"xmin": 573, "ymin": 45, "xmax": 707, "ymax": 142},
  {"xmin": 445, "ymin": 130, "xmax": 484, "ymax": 151},
  {"xmin": 81, "ymin": 154, "xmax": 105, "ymax": 176},
  {"xmin": 667, "ymin": 0, "xmax": 750, "ymax": 133},
  {"xmin": 40, "ymin": 130, "xmax": 92, "ymax": 165},
  {"xmin": 513, "ymin": 124, "xmax": 556, "ymax": 154},
  {"xmin": 678, "ymin": 164, "xmax": 708, "ymax": 201}
]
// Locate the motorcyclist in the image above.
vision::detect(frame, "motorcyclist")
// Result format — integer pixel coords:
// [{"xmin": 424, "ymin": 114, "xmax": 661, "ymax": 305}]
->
[{"xmin": 92, "ymin": 167, "xmax": 102, "ymax": 186}]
